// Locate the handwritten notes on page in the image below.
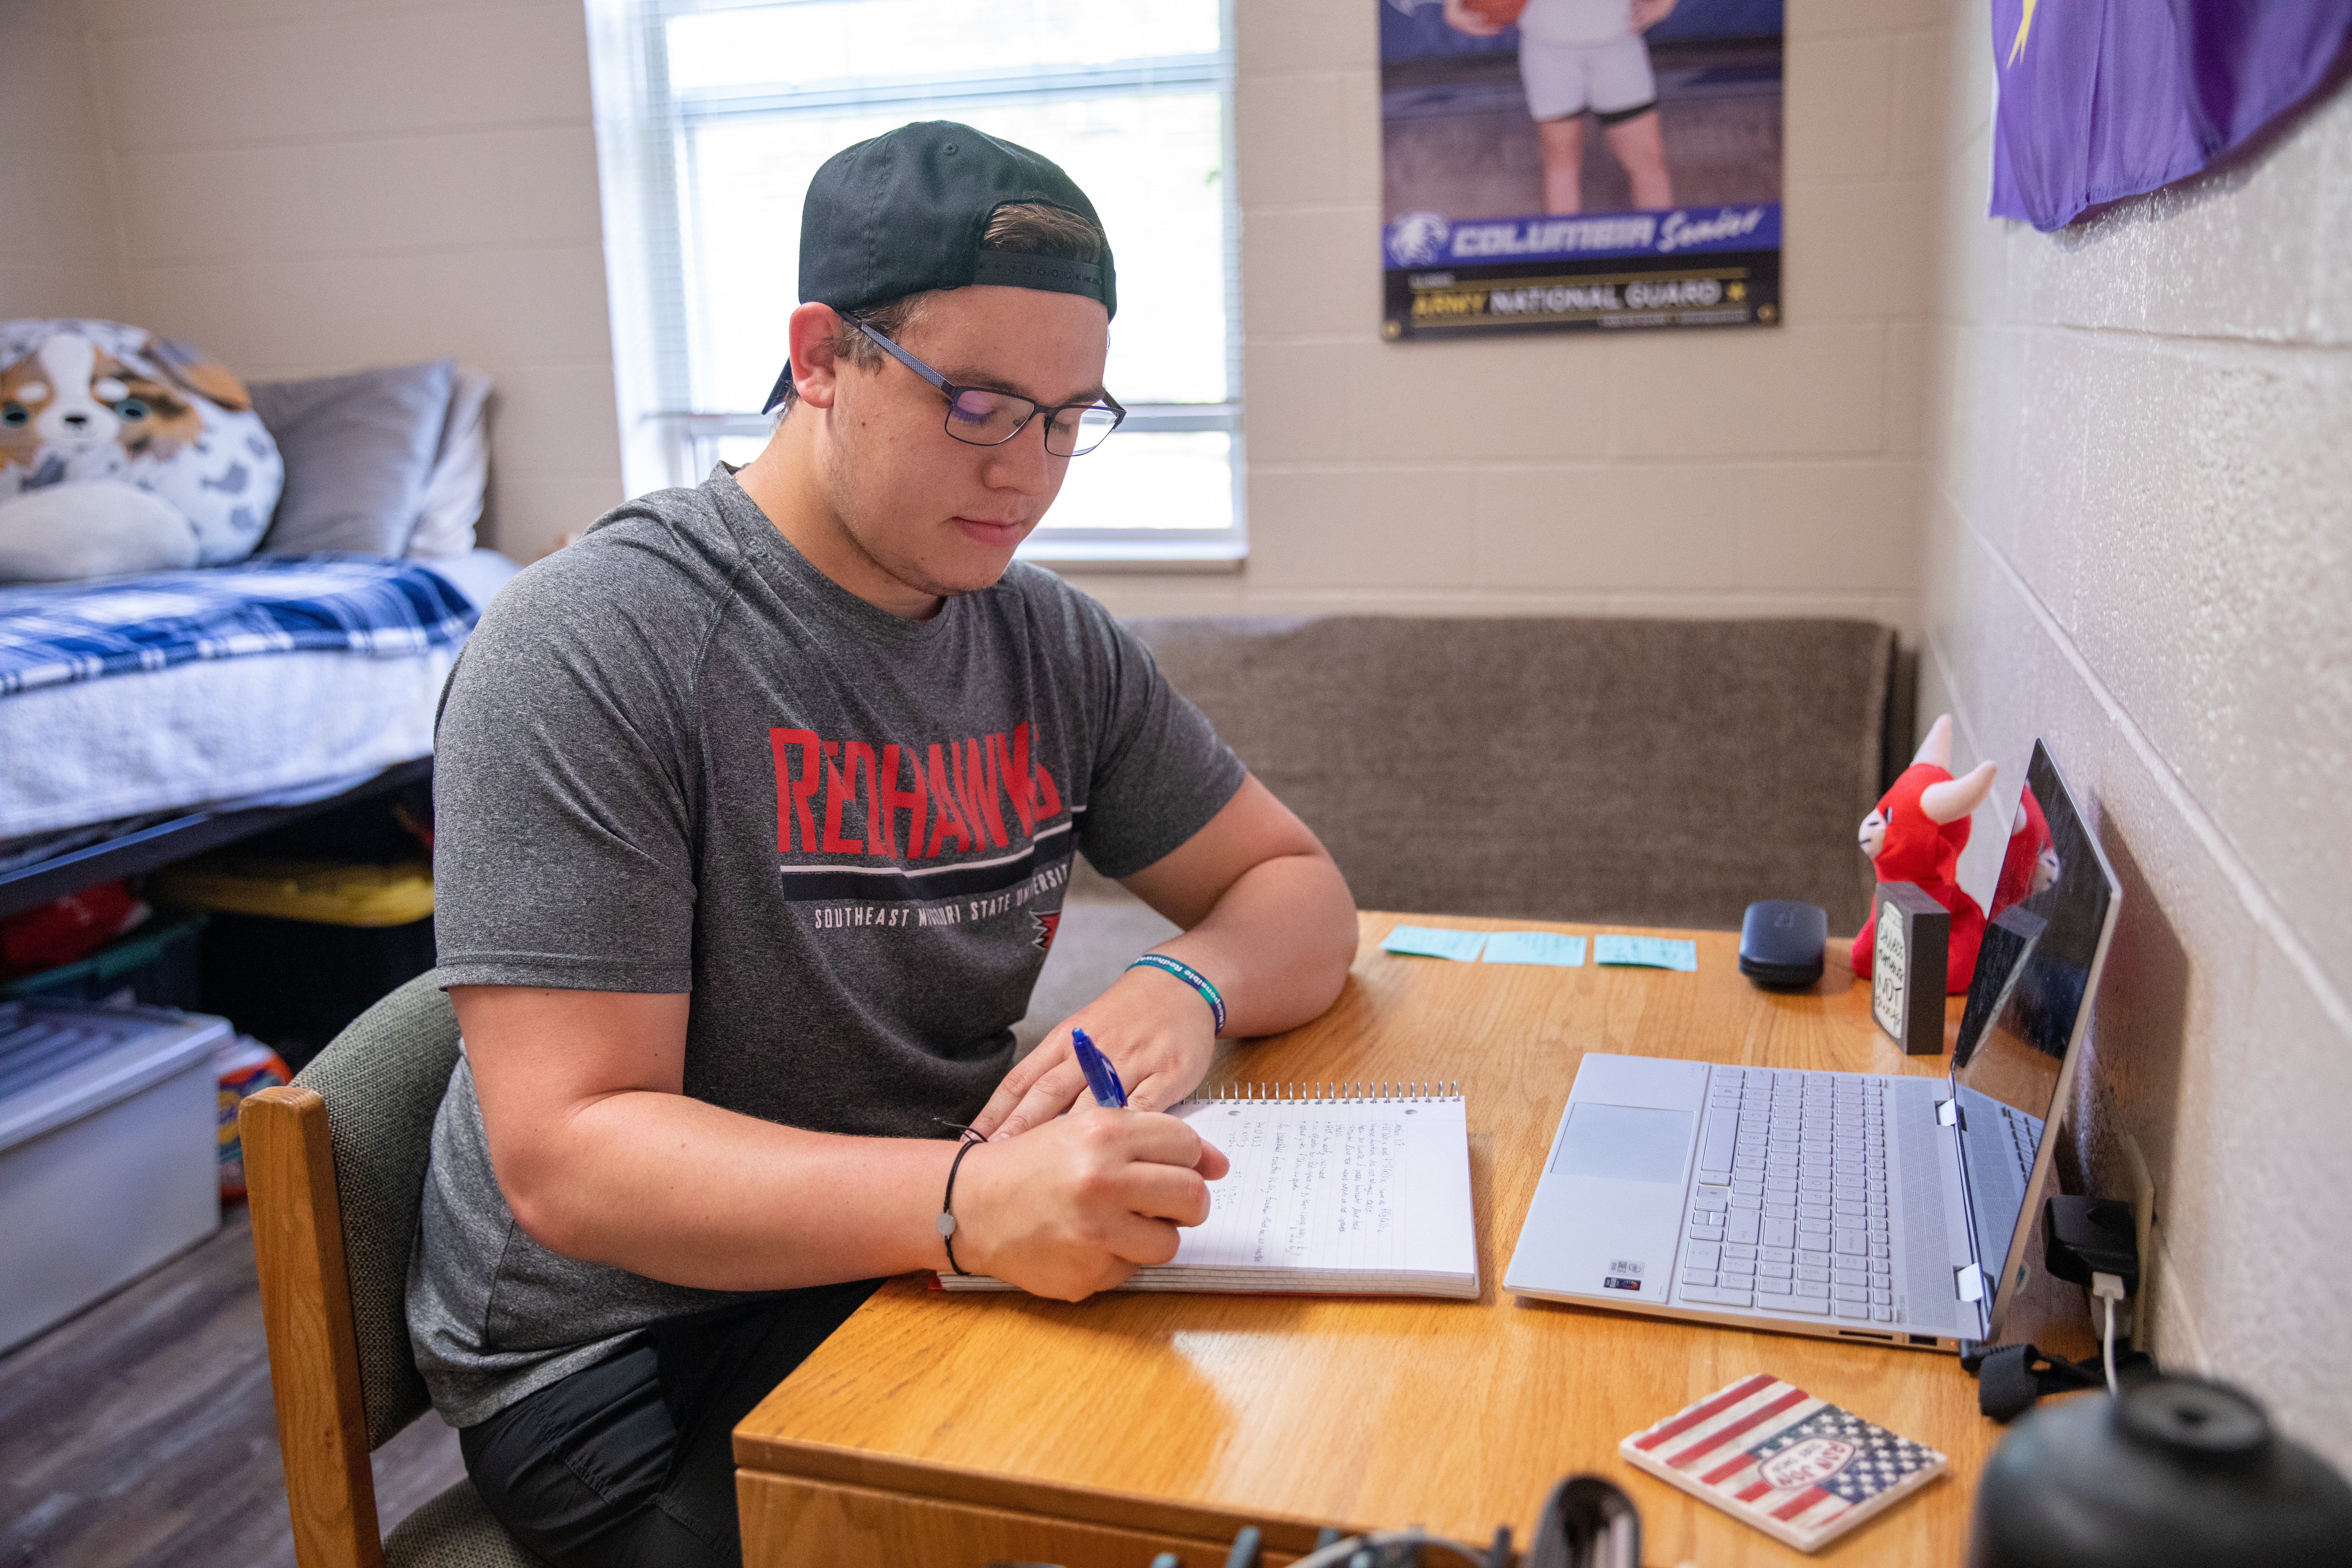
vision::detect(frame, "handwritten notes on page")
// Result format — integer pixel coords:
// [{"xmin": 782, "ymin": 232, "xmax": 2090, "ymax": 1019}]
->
[
  {"xmin": 936, "ymin": 1089, "xmax": 1478, "ymax": 1299},
  {"xmin": 1156, "ymin": 1093, "xmax": 1477, "ymax": 1296}
]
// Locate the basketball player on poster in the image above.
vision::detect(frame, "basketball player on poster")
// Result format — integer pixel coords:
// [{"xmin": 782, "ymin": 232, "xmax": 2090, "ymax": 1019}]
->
[{"xmin": 1444, "ymin": 0, "xmax": 1679, "ymax": 214}]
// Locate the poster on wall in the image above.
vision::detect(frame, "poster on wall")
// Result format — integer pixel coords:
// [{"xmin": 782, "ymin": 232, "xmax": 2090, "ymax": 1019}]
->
[{"xmin": 1379, "ymin": 0, "xmax": 1785, "ymax": 340}]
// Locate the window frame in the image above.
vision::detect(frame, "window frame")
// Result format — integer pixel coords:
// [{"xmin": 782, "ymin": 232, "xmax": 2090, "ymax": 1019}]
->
[{"xmin": 586, "ymin": 0, "xmax": 1245, "ymax": 568}]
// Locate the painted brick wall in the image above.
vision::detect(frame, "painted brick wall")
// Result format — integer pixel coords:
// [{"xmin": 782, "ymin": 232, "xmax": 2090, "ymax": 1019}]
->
[
  {"xmin": 1922, "ymin": 0, "xmax": 2352, "ymax": 1464},
  {"xmin": 15, "ymin": 0, "xmax": 1943, "ymax": 604},
  {"xmin": 0, "ymin": 0, "xmax": 128, "ymax": 322},
  {"xmin": 1065, "ymin": 0, "xmax": 1948, "ymax": 626},
  {"xmin": 60, "ymin": 0, "xmax": 625, "ymax": 562}
]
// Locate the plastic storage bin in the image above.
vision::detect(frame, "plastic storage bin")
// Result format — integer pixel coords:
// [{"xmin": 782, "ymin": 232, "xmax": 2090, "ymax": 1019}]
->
[{"xmin": 0, "ymin": 999, "xmax": 226, "ymax": 1353}]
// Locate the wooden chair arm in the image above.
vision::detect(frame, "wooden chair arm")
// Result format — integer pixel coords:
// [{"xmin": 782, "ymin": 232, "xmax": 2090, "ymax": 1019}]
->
[{"xmin": 242, "ymin": 1084, "xmax": 384, "ymax": 1568}]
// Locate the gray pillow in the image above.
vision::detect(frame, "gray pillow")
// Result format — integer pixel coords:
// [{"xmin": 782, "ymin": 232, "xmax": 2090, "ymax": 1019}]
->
[
  {"xmin": 250, "ymin": 359, "xmax": 453, "ymax": 556},
  {"xmin": 406, "ymin": 366, "xmax": 493, "ymax": 558}
]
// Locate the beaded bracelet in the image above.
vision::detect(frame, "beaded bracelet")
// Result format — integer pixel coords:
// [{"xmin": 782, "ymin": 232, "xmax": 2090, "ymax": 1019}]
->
[{"xmin": 1127, "ymin": 953, "xmax": 1227, "ymax": 1036}]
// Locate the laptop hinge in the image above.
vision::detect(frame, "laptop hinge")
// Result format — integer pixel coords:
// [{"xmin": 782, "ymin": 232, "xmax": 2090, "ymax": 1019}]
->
[
  {"xmin": 1937, "ymin": 1098, "xmax": 1960, "ymax": 1127},
  {"xmin": 1955, "ymin": 1264, "xmax": 1986, "ymax": 1303}
]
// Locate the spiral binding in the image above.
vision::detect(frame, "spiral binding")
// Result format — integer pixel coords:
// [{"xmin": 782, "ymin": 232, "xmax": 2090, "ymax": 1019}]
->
[{"xmin": 1182, "ymin": 1079, "xmax": 1461, "ymax": 1105}]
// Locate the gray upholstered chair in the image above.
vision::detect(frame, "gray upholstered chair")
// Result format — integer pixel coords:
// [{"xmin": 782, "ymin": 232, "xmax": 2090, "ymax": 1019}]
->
[{"xmin": 241, "ymin": 973, "xmax": 540, "ymax": 1568}]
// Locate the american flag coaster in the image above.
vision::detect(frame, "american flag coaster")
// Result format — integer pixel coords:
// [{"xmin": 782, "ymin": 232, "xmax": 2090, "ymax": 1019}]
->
[{"xmin": 1618, "ymin": 1373, "xmax": 1948, "ymax": 1553}]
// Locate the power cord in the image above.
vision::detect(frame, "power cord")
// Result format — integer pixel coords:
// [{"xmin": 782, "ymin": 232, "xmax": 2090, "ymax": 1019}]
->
[
  {"xmin": 2093, "ymin": 1271, "xmax": 2127, "ymax": 1397},
  {"xmin": 2042, "ymin": 1196, "xmax": 2140, "ymax": 1388},
  {"xmin": 1966, "ymin": 1196, "xmax": 2152, "ymax": 1420}
]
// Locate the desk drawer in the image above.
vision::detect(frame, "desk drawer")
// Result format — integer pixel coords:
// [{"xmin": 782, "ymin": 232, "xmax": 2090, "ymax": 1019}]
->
[{"xmin": 736, "ymin": 1472, "xmax": 1301, "ymax": 1568}]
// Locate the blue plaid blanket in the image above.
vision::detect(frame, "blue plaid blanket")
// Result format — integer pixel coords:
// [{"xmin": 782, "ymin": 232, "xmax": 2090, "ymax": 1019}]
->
[{"xmin": 0, "ymin": 554, "xmax": 479, "ymax": 697}]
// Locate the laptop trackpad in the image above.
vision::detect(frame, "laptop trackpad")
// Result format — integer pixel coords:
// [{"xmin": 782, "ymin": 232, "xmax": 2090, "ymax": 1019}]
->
[{"xmin": 1549, "ymin": 1103, "xmax": 1694, "ymax": 1184}]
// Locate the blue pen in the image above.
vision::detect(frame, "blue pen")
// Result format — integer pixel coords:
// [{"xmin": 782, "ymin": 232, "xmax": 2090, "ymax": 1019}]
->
[{"xmin": 1071, "ymin": 1028, "xmax": 1128, "ymax": 1108}]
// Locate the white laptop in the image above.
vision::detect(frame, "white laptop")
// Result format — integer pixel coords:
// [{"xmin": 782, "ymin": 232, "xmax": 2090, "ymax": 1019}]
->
[{"xmin": 1504, "ymin": 742, "xmax": 2120, "ymax": 1352}]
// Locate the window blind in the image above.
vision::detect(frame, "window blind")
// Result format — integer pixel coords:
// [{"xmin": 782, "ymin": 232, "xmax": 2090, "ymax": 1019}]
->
[{"xmin": 584, "ymin": 0, "xmax": 1244, "ymax": 565}]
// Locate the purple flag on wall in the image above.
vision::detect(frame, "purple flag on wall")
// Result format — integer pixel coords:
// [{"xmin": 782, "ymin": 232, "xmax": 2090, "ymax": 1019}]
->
[{"xmin": 1990, "ymin": 0, "xmax": 2352, "ymax": 231}]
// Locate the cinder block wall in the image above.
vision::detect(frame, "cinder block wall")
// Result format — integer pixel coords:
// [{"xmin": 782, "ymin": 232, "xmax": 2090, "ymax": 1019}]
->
[
  {"xmin": 1922, "ymin": 0, "xmax": 2352, "ymax": 1463},
  {"xmin": 0, "ymin": 0, "xmax": 127, "ymax": 322},
  {"xmin": 1065, "ymin": 0, "xmax": 1948, "ymax": 628},
  {"xmin": 14, "ymin": 0, "xmax": 1943, "ymax": 611},
  {"xmin": 16, "ymin": 0, "xmax": 624, "ymax": 564}
]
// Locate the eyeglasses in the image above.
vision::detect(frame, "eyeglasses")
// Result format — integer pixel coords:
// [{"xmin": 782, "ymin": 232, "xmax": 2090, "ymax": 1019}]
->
[{"xmin": 852, "ymin": 318, "xmax": 1125, "ymax": 457}]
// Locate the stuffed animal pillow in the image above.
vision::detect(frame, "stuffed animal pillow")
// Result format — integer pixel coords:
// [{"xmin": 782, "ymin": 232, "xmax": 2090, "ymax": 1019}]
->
[{"xmin": 0, "ymin": 318, "xmax": 284, "ymax": 581}]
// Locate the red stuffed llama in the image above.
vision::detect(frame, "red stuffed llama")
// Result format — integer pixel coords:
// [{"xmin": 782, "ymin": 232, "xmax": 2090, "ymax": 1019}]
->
[{"xmin": 1850, "ymin": 715, "xmax": 1999, "ymax": 992}]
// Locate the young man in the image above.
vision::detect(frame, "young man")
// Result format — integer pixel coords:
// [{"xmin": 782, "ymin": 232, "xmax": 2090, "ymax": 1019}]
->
[{"xmin": 409, "ymin": 122, "xmax": 1358, "ymax": 1566}]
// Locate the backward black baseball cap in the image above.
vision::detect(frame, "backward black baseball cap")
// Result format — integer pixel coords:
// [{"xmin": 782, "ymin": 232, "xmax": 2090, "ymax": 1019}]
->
[{"xmin": 763, "ymin": 120, "xmax": 1115, "ymax": 413}]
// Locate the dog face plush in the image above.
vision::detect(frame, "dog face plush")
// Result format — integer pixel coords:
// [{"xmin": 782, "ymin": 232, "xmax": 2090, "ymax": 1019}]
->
[
  {"xmin": 0, "ymin": 318, "xmax": 283, "ymax": 581},
  {"xmin": 2, "ymin": 335, "xmax": 212, "ymax": 467}
]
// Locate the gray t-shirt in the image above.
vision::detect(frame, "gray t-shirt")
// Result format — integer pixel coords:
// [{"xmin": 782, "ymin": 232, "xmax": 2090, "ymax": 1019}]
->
[{"xmin": 408, "ymin": 468, "xmax": 1244, "ymax": 1427}]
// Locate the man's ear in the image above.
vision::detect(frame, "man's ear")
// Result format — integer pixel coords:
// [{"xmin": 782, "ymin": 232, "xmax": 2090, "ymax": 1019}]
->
[{"xmin": 785, "ymin": 302, "xmax": 846, "ymax": 410}]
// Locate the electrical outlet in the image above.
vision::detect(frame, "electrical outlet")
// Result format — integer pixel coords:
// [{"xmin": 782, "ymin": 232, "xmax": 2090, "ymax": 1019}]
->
[{"xmin": 2117, "ymin": 1132, "xmax": 2158, "ymax": 1350}]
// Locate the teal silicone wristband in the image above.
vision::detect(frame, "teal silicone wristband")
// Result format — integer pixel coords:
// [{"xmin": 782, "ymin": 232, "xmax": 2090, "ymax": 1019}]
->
[{"xmin": 1127, "ymin": 953, "xmax": 1227, "ymax": 1036}]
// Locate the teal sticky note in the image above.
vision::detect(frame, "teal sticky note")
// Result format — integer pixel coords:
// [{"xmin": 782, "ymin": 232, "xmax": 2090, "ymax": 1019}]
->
[
  {"xmin": 1480, "ymin": 931, "xmax": 1587, "ymax": 967},
  {"xmin": 1380, "ymin": 924, "xmax": 1488, "ymax": 962},
  {"xmin": 1594, "ymin": 934, "xmax": 1699, "ymax": 972}
]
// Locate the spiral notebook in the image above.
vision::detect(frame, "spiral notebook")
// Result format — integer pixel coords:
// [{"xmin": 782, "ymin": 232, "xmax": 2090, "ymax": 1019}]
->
[{"xmin": 938, "ymin": 1082, "xmax": 1479, "ymax": 1298}]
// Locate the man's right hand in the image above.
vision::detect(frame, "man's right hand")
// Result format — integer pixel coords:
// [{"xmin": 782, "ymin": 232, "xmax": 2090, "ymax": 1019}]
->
[{"xmin": 950, "ymin": 1107, "xmax": 1230, "ymax": 1301}]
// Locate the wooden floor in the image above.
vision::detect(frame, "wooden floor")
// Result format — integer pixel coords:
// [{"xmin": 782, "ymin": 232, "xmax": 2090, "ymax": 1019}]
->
[{"xmin": 0, "ymin": 1206, "xmax": 466, "ymax": 1568}]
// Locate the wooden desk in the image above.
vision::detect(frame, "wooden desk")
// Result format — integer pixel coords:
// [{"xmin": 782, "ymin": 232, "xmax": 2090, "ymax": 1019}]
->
[{"xmin": 736, "ymin": 913, "xmax": 2092, "ymax": 1567}]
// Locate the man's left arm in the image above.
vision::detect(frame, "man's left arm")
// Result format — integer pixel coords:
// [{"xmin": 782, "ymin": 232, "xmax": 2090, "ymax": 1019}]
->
[{"xmin": 971, "ymin": 773, "xmax": 1356, "ymax": 1137}]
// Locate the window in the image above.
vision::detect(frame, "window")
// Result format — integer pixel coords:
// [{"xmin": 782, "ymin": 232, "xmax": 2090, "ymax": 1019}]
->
[{"xmin": 586, "ymin": 0, "xmax": 1243, "ymax": 565}]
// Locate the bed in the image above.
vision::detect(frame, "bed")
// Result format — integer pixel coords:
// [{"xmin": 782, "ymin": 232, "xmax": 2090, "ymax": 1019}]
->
[{"xmin": 0, "ymin": 359, "xmax": 523, "ymax": 919}]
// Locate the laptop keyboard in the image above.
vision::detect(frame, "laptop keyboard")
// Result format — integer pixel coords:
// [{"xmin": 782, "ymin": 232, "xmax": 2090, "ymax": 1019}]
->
[
  {"xmin": 1678, "ymin": 1067, "xmax": 1895, "ymax": 1322},
  {"xmin": 2002, "ymin": 1102, "xmax": 2042, "ymax": 1185}
]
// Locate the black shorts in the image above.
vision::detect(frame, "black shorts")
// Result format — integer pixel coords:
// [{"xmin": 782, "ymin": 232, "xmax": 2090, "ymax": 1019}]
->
[{"xmin": 459, "ymin": 1281, "xmax": 882, "ymax": 1568}]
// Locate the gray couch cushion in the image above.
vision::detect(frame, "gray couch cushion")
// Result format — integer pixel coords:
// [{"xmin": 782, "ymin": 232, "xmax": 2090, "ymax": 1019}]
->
[{"xmin": 1128, "ymin": 616, "xmax": 1890, "ymax": 933}]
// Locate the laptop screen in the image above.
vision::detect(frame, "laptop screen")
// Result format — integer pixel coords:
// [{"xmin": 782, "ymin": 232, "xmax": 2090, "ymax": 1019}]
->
[{"xmin": 1945, "ymin": 741, "xmax": 2120, "ymax": 1323}]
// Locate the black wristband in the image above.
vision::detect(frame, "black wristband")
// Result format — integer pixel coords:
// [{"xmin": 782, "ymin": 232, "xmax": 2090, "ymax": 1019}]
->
[{"xmin": 937, "ymin": 1129, "xmax": 985, "ymax": 1276}]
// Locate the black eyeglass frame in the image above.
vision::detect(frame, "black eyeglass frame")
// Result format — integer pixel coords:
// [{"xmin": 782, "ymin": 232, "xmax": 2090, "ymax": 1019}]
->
[{"xmin": 850, "ymin": 318, "xmax": 1125, "ymax": 457}]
